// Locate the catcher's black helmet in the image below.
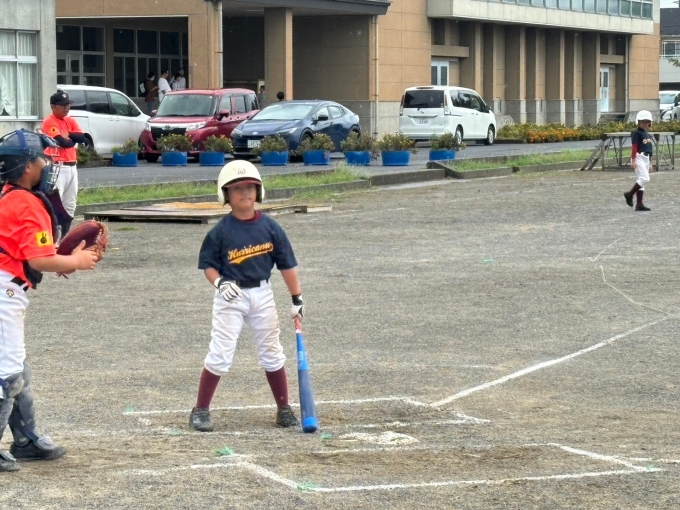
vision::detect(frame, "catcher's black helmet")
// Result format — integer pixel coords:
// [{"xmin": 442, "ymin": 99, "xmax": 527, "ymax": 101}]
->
[{"xmin": 0, "ymin": 129, "xmax": 57, "ymax": 183}]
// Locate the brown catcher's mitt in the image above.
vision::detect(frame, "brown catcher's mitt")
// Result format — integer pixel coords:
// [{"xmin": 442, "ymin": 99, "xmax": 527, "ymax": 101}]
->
[{"xmin": 57, "ymin": 220, "xmax": 109, "ymax": 262}]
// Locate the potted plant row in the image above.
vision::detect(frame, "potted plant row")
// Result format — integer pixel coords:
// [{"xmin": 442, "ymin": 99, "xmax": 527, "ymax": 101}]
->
[
  {"xmin": 429, "ymin": 132, "xmax": 466, "ymax": 161},
  {"xmin": 157, "ymin": 133, "xmax": 193, "ymax": 167},
  {"xmin": 376, "ymin": 133, "xmax": 417, "ymax": 166},
  {"xmin": 296, "ymin": 134, "xmax": 334, "ymax": 166},
  {"xmin": 340, "ymin": 132, "xmax": 379, "ymax": 166},
  {"xmin": 110, "ymin": 139, "xmax": 139, "ymax": 167},
  {"xmin": 200, "ymin": 135, "xmax": 233, "ymax": 166},
  {"xmin": 252, "ymin": 135, "xmax": 289, "ymax": 166}
]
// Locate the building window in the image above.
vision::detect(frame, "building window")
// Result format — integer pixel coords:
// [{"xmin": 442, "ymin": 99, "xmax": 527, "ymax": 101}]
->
[
  {"xmin": 114, "ymin": 29, "xmax": 188, "ymax": 98},
  {"xmin": 471, "ymin": 0, "xmax": 653, "ymax": 18},
  {"xmin": 663, "ymin": 40, "xmax": 680, "ymax": 57},
  {"xmin": 57, "ymin": 25, "xmax": 106, "ymax": 87},
  {"xmin": 0, "ymin": 31, "xmax": 38, "ymax": 118},
  {"xmin": 431, "ymin": 19, "xmax": 446, "ymax": 46}
]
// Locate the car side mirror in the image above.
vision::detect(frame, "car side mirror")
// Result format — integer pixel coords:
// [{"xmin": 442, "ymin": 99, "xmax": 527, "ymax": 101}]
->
[
  {"xmin": 218, "ymin": 109, "xmax": 231, "ymax": 120},
  {"xmin": 675, "ymin": 102, "xmax": 679, "ymax": 107},
  {"xmin": 151, "ymin": 110, "xmax": 157, "ymax": 117},
  {"xmin": 317, "ymin": 114, "xmax": 329, "ymax": 122}
]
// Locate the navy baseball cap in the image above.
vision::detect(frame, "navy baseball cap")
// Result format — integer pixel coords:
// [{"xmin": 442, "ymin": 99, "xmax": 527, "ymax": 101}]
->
[{"xmin": 50, "ymin": 91, "xmax": 72, "ymax": 106}]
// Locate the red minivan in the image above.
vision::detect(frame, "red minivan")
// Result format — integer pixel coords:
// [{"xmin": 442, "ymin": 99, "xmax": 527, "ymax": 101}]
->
[{"xmin": 139, "ymin": 88, "xmax": 259, "ymax": 162}]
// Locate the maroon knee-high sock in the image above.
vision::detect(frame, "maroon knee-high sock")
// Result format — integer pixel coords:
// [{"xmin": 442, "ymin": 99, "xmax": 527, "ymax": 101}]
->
[
  {"xmin": 265, "ymin": 367, "xmax": 289, "ymax": 408},
  {"xmin": 636, "ymin": 189, "xmax": 644, "ymax": 206},
  {"xmin": 629, "ymin": 183, "xmax": 641, "ymax": 195},
  {"xmin": 195, "ymin": 368, "xmax": 221, "ymax": 409}
]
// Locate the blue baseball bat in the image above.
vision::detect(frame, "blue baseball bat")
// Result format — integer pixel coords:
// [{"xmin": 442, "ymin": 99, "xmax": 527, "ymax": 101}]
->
[{"xmin": 294, "ymin": 316, "xmax": 318, "ymax": 433}]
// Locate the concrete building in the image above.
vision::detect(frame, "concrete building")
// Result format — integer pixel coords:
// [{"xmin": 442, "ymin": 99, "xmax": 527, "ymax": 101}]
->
[
  {"xmin": 659, "ymin": 7, "xmax": 680, "ymax": 90},
  {"xmin": 54, "ymin": 0, "xmax": 660, "ymax": 132},
  {"xmin": 0, "ymin": 0, "xmax": 56, "ymax": 132}
]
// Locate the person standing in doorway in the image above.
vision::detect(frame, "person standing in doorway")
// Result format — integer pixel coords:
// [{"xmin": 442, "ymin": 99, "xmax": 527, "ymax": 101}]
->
[
  {"xmin": 257, "ymin": 86, "xmax": 266, "ymax": 107},
  {"xmin": 144, "ymin": 72, "xmax": 158, "ymax": 116},
  {"xmin": 158, "ymin": 69, "xmax": 172, "ymax": 104},
  {"xmin": 171, "ymin": 68, "xmax": 187, "ymax": 91}
]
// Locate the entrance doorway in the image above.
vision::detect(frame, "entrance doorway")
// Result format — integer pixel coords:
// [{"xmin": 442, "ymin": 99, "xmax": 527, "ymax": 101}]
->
[
  {"xmin": 57, "ymin": 52, "xmax": 106, "ymax": 87},
  {"xmin": 431, "ymin": 60, "xmax": 449, "ymax": 86},
  {"xmin": 600, "ymin": 67, "xmax": 610, "ymax": 113}
]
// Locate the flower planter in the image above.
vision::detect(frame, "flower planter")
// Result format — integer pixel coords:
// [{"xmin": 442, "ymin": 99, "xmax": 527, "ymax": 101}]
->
[
  {"xmin": 303, "ymin": 150, "xmax": 331, "ymax": 166},
  {"xmin": 161, "ymin": 151, "xmax": 188, "ymax": 167},
  {"xmin": 260, "ymin": 151, "xmax": 289, "ymax": 166},
  {"xmin": 344, "ymin": 151, "xmax": 371, "ymax": 166},
  {"xmin": 111, "ymin": 153, "xmax": 138, "ymax": 167},
  {"xmin": 381, "ymin": 150, "xmax": 411, "ymax": 166},
  {"xmin": 429, "ymin": 149, "xmax": 456, "ymax": 162},
  {"xmin": 199, "ymin": 151, "xmax": 225, "ymax": 166}
]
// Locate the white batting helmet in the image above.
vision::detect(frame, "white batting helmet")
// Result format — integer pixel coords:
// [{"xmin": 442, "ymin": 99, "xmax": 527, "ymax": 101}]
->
[
  {"xmin": 217, "ymin": 160, "xmax": 264, "ymax": 205},
  {"xmin": 635, "ymin": 110, "xmax": 653, "ymax": 123}
]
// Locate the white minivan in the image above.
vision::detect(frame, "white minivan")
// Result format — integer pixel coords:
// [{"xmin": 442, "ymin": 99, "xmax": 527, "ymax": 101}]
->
[
  {"xmin": 56, "ymin": 85, "xmax": 149, "ymax": 155},
  {"xmin": 398, "ymin": 86, "xmax": 496, "ymax": 145}
]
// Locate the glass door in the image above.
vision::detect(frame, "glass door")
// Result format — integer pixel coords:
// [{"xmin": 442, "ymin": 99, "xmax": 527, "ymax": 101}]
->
[
  {"xmin": 600, "ymin": 67, "xmax": 610, "ymax": 113},
  {"xmin": 57, "ymin": 52, "xmax": 82, "ymax": 85}
]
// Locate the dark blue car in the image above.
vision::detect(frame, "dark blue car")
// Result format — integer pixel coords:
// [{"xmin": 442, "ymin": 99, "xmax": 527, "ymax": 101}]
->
[{"xmin": 231, "ymin": 100, "xmax": 361, "ymax": 157}]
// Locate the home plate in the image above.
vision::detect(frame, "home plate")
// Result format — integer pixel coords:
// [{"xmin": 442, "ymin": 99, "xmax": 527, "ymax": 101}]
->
[{"xmin": 338, "ymin": 431, "xmax": 419, "ymax": 445}]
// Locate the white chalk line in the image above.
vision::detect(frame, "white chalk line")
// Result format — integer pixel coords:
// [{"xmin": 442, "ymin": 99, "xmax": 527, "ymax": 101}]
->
[
  {"xmin": 592, "ymin": 238, "xmax": 620, "ymax": 262},
  {"xmin": 545, "ymin": 443, "xmax": 648, "ymax": 472},
  {"xmin": 430, "ymin": 316, "xmax": 669, "ymax": 407}
]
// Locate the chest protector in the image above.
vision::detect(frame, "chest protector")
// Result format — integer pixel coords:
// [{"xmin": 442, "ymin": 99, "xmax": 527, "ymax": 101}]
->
[{"xmin": 0, "ymin": 186, "xmax": 58, "ymax": 289}]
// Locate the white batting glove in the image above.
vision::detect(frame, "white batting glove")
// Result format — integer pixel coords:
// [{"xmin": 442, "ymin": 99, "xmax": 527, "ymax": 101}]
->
[
  {"xmin": 291, "ymin": 294, "xmax": 304, "ymax": 319},
  {"xmin": 214, "ymin": 277, "xmax": 242, "ymax": 304}
]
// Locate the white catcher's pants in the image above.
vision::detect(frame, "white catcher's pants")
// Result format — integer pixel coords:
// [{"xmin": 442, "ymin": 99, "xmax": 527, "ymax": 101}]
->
[
  {"xmin": 634, "ymin": 153, "xmax": 651, "ymax": 190},
  {"xmin": 56, "ymin": 163, "xmax": 78, "ymax": 218},
  {"xmin": 0, "ymin": 271, "xmax": 29, "ymax": 379},
  {"xmin": 204, "ymin": 281, "xmax": 286, "ymax": 376}
]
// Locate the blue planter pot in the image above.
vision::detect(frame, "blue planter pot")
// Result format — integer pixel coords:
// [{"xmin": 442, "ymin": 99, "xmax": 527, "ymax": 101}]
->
[
  {"xmin": 429, "ymin": 149, "xmax": 456, "ymax": 162},
  {"xmin": 161, "ymin": 151, "xmax": 188, "ymax": 167},
  {"xmin": 344, "ymin": 151, "xmax": 371, "ymax": 166},
  {"xmin": 381, "ymin": 150, "xmax": 411, "ymax": 166},
  {"xmin": 303, "ymin": 150, "xmax": 331, "ymax": 166},
  {"xmin": 260, "ymin": 151, "xmax": 289, "ymax": 166},
  {"xmin": 112, "ymin": 152, "xmax": 138, "ymax": 167},
  {"xmin": 199, "ymin": 151, "xmax": 225, "ymax": 166}
]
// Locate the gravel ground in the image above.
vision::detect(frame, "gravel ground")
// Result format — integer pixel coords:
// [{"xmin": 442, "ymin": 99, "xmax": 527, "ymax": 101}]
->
[{"xmin": 3, "ymin": 168, "xmax": 680, "ymax": 509}]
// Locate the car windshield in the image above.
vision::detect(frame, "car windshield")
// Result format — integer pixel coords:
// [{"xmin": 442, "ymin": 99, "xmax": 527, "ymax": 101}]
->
[
  {"xmin": 253, "ymin": 104, "xmax": 315, "ymax": 121},
  {"xmin": 156, "ymin": 94, "xmax": 215, "ymax": 117},
  {"xmin": 660, "ymin": 93, "xmax": 677, "ymax": 104},
  {"xmin": 403, "ymin": 90, "xmax": 445, "ymax": 109}
]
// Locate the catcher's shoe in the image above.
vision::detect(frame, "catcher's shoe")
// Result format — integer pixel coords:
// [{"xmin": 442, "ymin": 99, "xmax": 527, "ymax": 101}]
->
[
  {"xmin": 276, "ymin": 405, "xmax": 299, "ymax": 428},
  {"xmin": 635, "ymin": 204, "xmax": 651, "ymax": 212},
  {"xmin": 10, "ymin": 437, "xmax": 66, "ymax": 462},
  {"xmin": 190, "ymin": 407, "xmax": 214, "ymax": 432},
  {"xmin": 623, "ymin": 191, "xmax": 634, "ymax": 207},
  {"xmin": 0, "ymin": 451, "xmax": 20, "ymax": 472}
]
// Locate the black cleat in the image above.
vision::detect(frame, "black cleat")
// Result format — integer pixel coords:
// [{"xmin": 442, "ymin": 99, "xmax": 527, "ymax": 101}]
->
[
  {"xmin": 276, "ymin": 405, "xmax": 299, "ymax": 428},
  {"xmin": 190, "ymin": 407, "xmax": 214, "ymax": 432},
  {"xmin": 635, "ymin": 204, "xmax": 651, "ymax": 212},
  {"xmin": 0, "ymin": 451, "xmax": 19, "ymax": 472},
  {"xmin": 10, "ymin": 437, "xmax": 66, "ymax": 462},
  {"xmin": 624, "ymin": 192, "xmax": 634, "ymax": 207}
]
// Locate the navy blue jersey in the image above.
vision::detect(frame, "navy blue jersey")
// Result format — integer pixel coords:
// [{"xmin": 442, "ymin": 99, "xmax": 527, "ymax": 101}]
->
[
  {"xmin": 198, "ymin": 213, "xmax": 297, "ymax": 281},
  {"xmin": 632, "ymin": 128, "xmax": 653, "ymax": 156}
]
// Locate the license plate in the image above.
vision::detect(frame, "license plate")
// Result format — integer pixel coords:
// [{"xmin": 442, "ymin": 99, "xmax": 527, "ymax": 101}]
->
[
  {"xmin": 247, "ymin": 140, "xmax": 261, "ymax": 149},
  {"xmin": 418, "ymin": 119, "xmax": 429, "ymax": 125}
]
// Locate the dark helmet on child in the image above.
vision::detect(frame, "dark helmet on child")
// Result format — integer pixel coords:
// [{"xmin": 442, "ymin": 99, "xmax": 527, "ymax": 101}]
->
[{"xmin": 0, "ymin": 129, "xmax": 60, "ymax": 193}]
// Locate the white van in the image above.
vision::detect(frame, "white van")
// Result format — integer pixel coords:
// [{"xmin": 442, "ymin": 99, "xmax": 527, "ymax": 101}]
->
[{"xmin": 398, "ymin": 86, "xmax": 496, "ymax": 145}]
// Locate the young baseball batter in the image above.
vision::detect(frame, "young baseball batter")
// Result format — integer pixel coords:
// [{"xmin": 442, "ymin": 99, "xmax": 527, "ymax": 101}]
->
[
  {"xmin": 190, "ymin": 160, "xmax": 304, "ymax": 432},
  {"xmin": 0, "ymin": 130, "xmax": 99, "ymax": 473},
  {"xmin": 624, "ymin": 110, "xmax": 654, "ymax": 212}
]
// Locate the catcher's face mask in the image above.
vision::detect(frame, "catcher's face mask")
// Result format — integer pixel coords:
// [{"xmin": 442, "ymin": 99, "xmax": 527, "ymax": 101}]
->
[{"xmin": 35, "ymin": 159, "xmax": 59, "ymax": 194}]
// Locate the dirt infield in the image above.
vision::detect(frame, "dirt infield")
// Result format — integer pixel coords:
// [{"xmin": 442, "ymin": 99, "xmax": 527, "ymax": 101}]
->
[{"xmin": 3, "ymin": 169, "xmax": 680, "ymax": 509}]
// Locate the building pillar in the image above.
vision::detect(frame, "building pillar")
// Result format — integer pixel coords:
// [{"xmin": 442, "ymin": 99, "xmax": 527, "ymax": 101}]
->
[
  {"xmin": 483, "ymin": 24, "xmax": 505, "ymax": 115},
  {"xmin": 264, "ymin": 8, "xmax": 294, "ymax": 101},
  {"xmin": 188, "ymin": 6, "xmax": 223, "ymax": 89},
  {"xmin": 525, "ymin": 28, "xmax": 546, "ymax": 124},
  {"xmin": 459, "ymin": 21, "xmax": 482, "ymax": 93},
  {"xmin": 504, "ymin": 26, "xmax": 526, "ymax": 123},
  {"xmin": 545, "ymin": 29, "xmax": 565, "ymax": 124},
  {"xmin": 581, "ymin": 32, "xmax": 601, "ymax": 125},
  {"xmin": 564, "ymin": 31, "xmax": 583, "ymax": 126}
]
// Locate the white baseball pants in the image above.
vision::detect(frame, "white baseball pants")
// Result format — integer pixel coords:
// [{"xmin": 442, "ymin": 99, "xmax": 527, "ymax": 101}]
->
[
  {"xmin": 56, "ymin": 163, "xmax": 78, "ymax": 218},
  {"xmin": 204, "ymin": 281, "xmax": 286, "ymax": 376},
  {"xmin": 634, "ymin": 153, "xmax": 651, "ymax": 190},
  {"xmin": 0, "ymin": 271, "xmax": 28, "ymax": 380}
]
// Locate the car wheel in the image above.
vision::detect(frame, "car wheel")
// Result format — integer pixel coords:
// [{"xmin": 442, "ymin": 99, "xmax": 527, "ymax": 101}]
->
[
  {"xmin": 484, "ymin": 125, "xmax": 495, "ymax": 146},
  {"xmin": 82, "ymin": 134, "xmax": 94, "ymax": 150},
  {"xmin": 454, "ymin": 126, "xmax": 463, "ymax": 145},
  {"xmin": 144, "ymin": 154, "xmax": 160, "ymax": 163}
]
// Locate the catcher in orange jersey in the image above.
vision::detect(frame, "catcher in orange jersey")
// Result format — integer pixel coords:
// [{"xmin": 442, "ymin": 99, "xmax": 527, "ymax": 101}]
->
[{"xmin": 0, "ymin": 130, "xmax": 99, "ymax": 473}]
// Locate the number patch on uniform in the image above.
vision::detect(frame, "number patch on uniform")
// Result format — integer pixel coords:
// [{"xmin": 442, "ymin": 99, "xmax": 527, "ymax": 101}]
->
[{"xmin": 36, "ymin": 231, "xmax": 53, "ymax": 247}]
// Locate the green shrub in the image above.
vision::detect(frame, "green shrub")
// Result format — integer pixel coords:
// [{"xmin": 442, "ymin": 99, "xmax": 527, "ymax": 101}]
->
[
  {"xmin": 376, "ymin": 132, "xmax": 417, "ymax": 153},
  {"xmin": 77, "ymin": 145, "xmax": 101, "ymax": 165},
  {"xmin": 340, "ymin": 132, "xmax": 380, "ymax": 160},
  {"xmin": 295, "ymin": 133, "xmax": 335, "ymax": 155},
  {"xmin": 430, "ymin": 132, "xmax": 466, "ymax": 151},
  {"xmin": 203, "ymin": 135, "xmax": 233, "ymax": 153},
  {"xmin": 110, "ymin": 138, "xmax": 140, "ymax": 155},
  {"xmin": 251, "ymin": 135, "xmax": 289, "ymax": 156},
  {"xmin": 156, "ymin": 133, "xmax": 193, "ymax": 152}
]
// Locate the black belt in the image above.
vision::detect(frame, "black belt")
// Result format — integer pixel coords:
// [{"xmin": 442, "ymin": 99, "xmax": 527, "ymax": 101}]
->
[
  {"xmin": 60, "ymin": 161, "xmax": 77, "ymax": 166},
  {"xmin": 10, "ymin": 277, "xmax": 29, "ymax": 291},
  {"xmin": 233, "ymin": 279, "xmax": 268, "ymax": 289},
  {"xmin": 641, "ymin": 152, "xmax": 652, "ymax": 157}
]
